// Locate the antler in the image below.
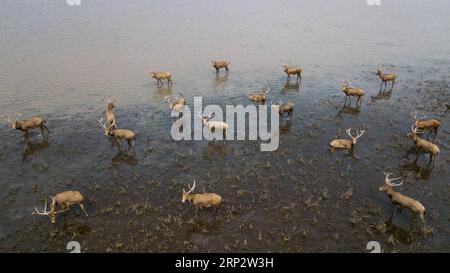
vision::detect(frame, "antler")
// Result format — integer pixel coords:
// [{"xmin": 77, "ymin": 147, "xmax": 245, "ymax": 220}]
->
[
  {"xmin": 346, "ymin": 128, "xmax": 365, "ymax": 142},
  {"xmin": 383, "ymin": 172, "xmax": 403, "ymax": 187},
  {"xmin": 264, "ymin": 87, "xmax": 271, "ymax": 95},
  {"xmin": 184, "ymin": 179, "xmax": 196, "ymax": 195},
  {"xmin": 97, "ymin": 118, "xmax": 112, "ymax": 129},
  {"xmin": 32, "ymin": 197, "xmax": 51, "ymax": 216},
  {"xmin": 411, "ymin": 124, "xmax": 424, "ymax": 134}
]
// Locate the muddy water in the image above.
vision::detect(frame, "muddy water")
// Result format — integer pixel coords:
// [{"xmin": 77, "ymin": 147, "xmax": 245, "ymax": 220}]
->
[{"xmin": 0, "ymin": 0, "xmax": 449, "ymax": 252}]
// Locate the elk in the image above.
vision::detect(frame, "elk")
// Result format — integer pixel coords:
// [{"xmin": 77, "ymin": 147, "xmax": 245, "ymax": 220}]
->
[
  {"xmin": 3, "ymin": 113, "xmax": 49, "ymax": 139},
  {"xmin": 411, "ymin": 111, "xmax": 440, "ymax": 136},
  {"xmin": 340, "ymin": 81, "xmax": 364, "ymax": 106},
  {"xmin": 148, "ymin": 67, "xmax": 172, "ymax": 86},
  {"xmin": 182, "ymin": 180, "xmax": 222, "ymax": 208},
  {"xmin": 102, "ymin": 96, "xmax": 117, "ymax": 127},
  {"xmin": 407, "ymin": 125, "xmax": 439, "ymax": 160},
  {"xmin": 98, "ymin": 118, "xmax": 136, "ymax": 153},
  {"xmin": 271, "ymin": 99, "xmax": 294, "ymax": 119},
  {"xmin": 33, "ymin": 191, "xmax": 88, "ymax": 224},
  {"xmin": 379, "ymin": 172, "xmax": 426, "ymax": 226},
  {"xmin": 282, "ymin": 61, "xmax": 302, "ymax": 82},
  {"xmin": 330, "ymin": 128, "xmax": 365, "ymax": 150},
  {"xmin": 165, "ymin": 93, "xmax": 185, "ymax": 112},
  {"xmin": 248, "ymin": 88, "xmax": 270, "ymax": 102},
  {"xmin": 210, "ymin": 59, "xmax": 230, "ymax": 73},
  {"xmin": 198, "ymin": 112, "xmax": 229, "ymax": 135},
  {"xmin": 375, "ymin": 67, "xmax": 397, "ymax": 90}
]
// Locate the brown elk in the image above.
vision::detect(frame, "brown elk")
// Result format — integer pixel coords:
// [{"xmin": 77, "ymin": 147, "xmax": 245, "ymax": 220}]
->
[
  {"xmin": 210, "ymin": 59, "xmax": 230, "ymax": 73},
  {"xmin": 182, "ymin": 180, "xmax": 222, "ymax": 208},
  {"xmin": 282, "ymin": 61, "xmax": 302, "ymax": 82},
  {"xmin": 411, "ymin": 111, "xmax": 440, "ymax": 136},
  {"xmin": 330, "ymin": 128, "xmax": 365, "ymax": 150},
  {"xmin": 407, "ymin": 125, "xmax": 439, "ymax": 160},
  {"xmin": 98, "ymin": 118, "xmax": 136, "ymax": 153},
  {"xmin": 375, "ymin": 67, "xmax": 397, "ymax": 90},
  {"xmin": 271, "ymin": 99, "xmax": 294, "ymax": 119},
  {"xmin": 33, "ymin": 191, "xmax": 88, "ymax": 224},
  {"xmin": 148, "ymin": 67, "xmax": 172, "ymax": 86},
  {"xmin": 102, "ymin": 96, "xmax": 117, "ymax": 127},
  {"xmin": 165, "ymin": 93, "xmax": 185, "ymax": 111},
  {"xmin": 379, "ymin": 172, "xmax": 426, "ymax": 226},
  {"xmin": 3, "ymin": 113, "xmax": 49, "ymax": 139},
  {"xmin": 340, "ymin": 81, "xmax": 364, "ymax": 106},
  {"xmin": 248, "ymin": 88, "xmax": 270, "ymax": 102}
]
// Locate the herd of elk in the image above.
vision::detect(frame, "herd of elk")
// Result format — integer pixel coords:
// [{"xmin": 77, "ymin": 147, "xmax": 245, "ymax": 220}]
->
[{"xmin": 3, "ymin": 60, "xmax": 441, "ymax": 233}]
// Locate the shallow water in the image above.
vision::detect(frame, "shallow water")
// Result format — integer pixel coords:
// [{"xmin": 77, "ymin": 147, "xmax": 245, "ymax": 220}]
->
[{"xmin": 0, "ymin": 0, "xmax": 449, "ymax": 252}]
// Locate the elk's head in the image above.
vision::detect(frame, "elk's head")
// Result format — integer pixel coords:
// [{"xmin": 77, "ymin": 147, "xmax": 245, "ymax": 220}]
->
[
  {"xmin": 210, "ymin": 59, "xmax": 216, "ymax": 66},
  {"xmin": 148, "ymin": 67, "xmax": 158, "ymax": 78},
  {"xmin": 379, "ymin": 172, "xmax": 403, "ymax": 192},
  {"xmin": 407, "ymin": 124, "xmax": 423, "ymax": 139},
  {"xmin": 340, "ymin": 80, "xmax": 350, "ymax": 91},
  {"xmin": 3, "ymin": 113, "xmax": 22, "ymax": 129},
  {"xmin": 182, "ymin": 180, "xmax": 196, "ymax": 203},
  {"xmin": 98, "ymin": 118, "xmax": 114, "ymax": 136},
  {"xmin": 103, "ymin": 97, "xmax": 116, "ymax": 110},
  {"xmin": 346, "ymin": 128, "xmax": 365, "ymax": 144},
  {"xmin": 410, "ymin": 111, "xmax": 426, "ymax": 126},
  {"xmin": 197, "ymin": 112, "xmax": 214, "ymax": 124},
  {"xmin": 376, "ymin": 67, "xmax": 383, "ymax": 76},
  {"xmin": 33, "ymin": 196, "xmax": 57, "ymax": 224}
]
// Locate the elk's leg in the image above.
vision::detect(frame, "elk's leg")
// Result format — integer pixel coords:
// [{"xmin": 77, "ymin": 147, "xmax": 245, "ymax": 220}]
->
[
  {"xmin": 225, "ymin": 66, "xmax": 229, "ymax": 72},
  {"xmin": 79, "ymin": 203, "xmax": 88, "ymax": 216},
  {"xmin": 215, "ymin": 67, "xmax": 219, "ymax": 73}
]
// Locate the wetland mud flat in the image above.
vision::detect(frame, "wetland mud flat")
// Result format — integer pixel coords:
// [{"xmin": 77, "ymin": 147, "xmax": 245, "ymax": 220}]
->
[{"xmin": 0, "ymin": 0, "xmax": 449, "ymax": 252}]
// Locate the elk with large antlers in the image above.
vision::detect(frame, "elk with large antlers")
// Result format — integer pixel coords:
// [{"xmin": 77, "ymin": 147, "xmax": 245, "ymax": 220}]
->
[
  {"xmin": 340, "ymin": 81, "xmax": 364, "ymax": 106},
  {"xmin": 3, "ymin": 113, "xmax": 49, "ymax": 139},
  {"xmin": 330, "ymin": 128, "xmax": 365, "ymax": 150},
  {"xmin": 102, "ymin": 96, "xmax": 117, "ymax": 127},
  {"xmin": 198, "ymin": 112, "xmax": 229, "ymax": 136},
  {"xmin": 379, "ymin": 172, "xmax": 426, "ymax": 226},
  {"xmin": 210, "ymin": 59, "xmax": 230, "ymax": 73},
  {"xmin": 33, "ymin": 191, "xmax": 88, "ymax": 224},
  {"xmin": 182, "ymin": 180, "xmax": 222, "ymax": 208},
  {"xmin": 98, "ymin": 118, "xmax": 136, "ymax": 153},
  {"xmin": 282, "ymin": 61, "xmax": 302, "ymax": 82},
  {"xmin": 271, "ymin": 99, "xmax": 294, "ymax": 119},
  {"xmin": 248, "ymin": 88, "xmax": 270, "ymax": 103},
  {"xmin": 148, "ymin": 67, "xmax": 172, "ymax": 86},
  {"xmin": 411, "ymin": 111, "xmax": 440, "ymax": 137},
  {"xmin": 375, "ymin": 67, "xmax": 397, "ymax": 90},
  {"xmin": 407, "ymin": 125, "xmax": 439, "ymax": 160},
  {"xmin": 165, "ymin": 93, "xmax": 186, "ymax": 113}
]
